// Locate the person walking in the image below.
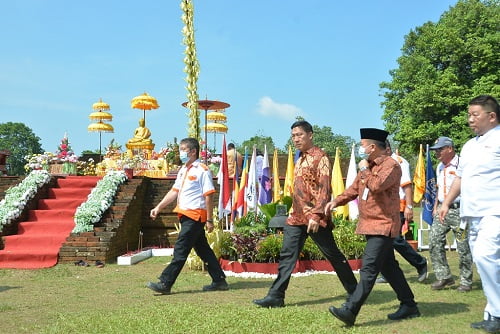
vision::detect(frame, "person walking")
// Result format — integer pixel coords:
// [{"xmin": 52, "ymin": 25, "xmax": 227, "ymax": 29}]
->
[
  {"xmin": 429, "ymin": 136, "xmax": 473, "ymax": 292},
  {"xmin": 326, "ymin": 128, "xmax": 420, "ymax": 327},
  {"xmin": 376, "ymin": 141, "xmax": 428, "ymax": 284},
  {"xmin": 439, "ymin": 95, "xmax": 500, "ymax": 333},
  {"xmin": 252, "ymin": 120, "xmax": 357, "ymax": 308},
  {"xmin": 146, "ymin": 137, "xmax": 229, "ymax": 295}
]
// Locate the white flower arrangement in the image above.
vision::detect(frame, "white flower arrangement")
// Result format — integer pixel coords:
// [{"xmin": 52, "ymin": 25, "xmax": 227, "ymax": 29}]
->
[
  {"xmin": 72, "ymin": 171, "xmax": 127, "ymax": 233},
  {"xmin": 0, "ymin": 170, "xmax": 51, "ymax": 229}
]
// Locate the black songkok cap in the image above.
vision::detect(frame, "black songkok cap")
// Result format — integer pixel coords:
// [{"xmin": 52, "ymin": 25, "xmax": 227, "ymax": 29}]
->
[{"xmin": 360, "ymin": 128, "xmax": 389, "ymax": 142}]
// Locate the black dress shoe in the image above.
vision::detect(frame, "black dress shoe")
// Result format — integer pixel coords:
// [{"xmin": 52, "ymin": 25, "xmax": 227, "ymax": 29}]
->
[
  {"xmin": 484, "ymin": 316, "xmax": 500, "ymax": 333},
  {"xmin": 387, "ymin": 304, "xmax": 421, "ymax": 320},
  {"xmin": 431, "ymin": 278, "xmax": 455, "ymax": 290},
  {"xmin": 253, "ymin": 295, "xmax": 284, "ymax": 308},
  {"xmin": 329, "ymin": 306, "xmax": 356, "ymax": 327},
  {"xmin": 471, "ymin": 319, "xmax": 490, "ymax": 329},
  {"xmin": 202, "ymin": 280, "xmax": 229, "ymax": 291},
  {"xmin": 146, "ymin": 281, "xmax": 171, "ymax": 295}
]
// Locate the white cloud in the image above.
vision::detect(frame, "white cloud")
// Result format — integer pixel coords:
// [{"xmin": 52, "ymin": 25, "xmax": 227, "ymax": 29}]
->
[{"xmin": 256, "ymin": 96, "xmax": 303, "ymax": 121}]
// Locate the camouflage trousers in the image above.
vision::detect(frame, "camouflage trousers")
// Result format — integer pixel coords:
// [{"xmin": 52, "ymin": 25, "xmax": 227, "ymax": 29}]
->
[{"xmin": 429, "ymin": 205, "xmax": 473, "ymax": 286}]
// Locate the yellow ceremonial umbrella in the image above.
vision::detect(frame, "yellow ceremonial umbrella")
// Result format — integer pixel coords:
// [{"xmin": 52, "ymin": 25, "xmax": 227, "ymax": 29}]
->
[
  {"xmin": 131, "ymin": 92, "xmax": 159, "ymax": 124},
  {"xmin": 88, "ymin": 98, "xmax": 114, "ymax": 160},
  {"xmin": 207, "ymin": 111, "xmax": 227, "ymax": 122},
  {"xmin": 203, "ymin": 122, "xmax": 228, "ymax": 152}
]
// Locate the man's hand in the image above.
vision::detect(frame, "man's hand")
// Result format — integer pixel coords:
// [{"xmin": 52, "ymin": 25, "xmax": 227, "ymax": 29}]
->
[
  {"xmin": 358, "ymin": 159, "xmax": 369, "ymax": 170},
  {"xmin": 404, "ymin": 206, "xmax": 413, "ymax": 222},
  {"xmin": 206, "ymin": 221, "xmax": 214, "ymax": 233},
  {"xmin": 438, "ymin": 204, "xmax": 449, "ymax": 223},
  {"xmin": 324, "ymin": 200, "xmax": 337, "ymax": 215},
  {"xmin": 307, "ymin": 219, "xmax": 319, "ymax": 233},
  {"xmin": 150, "ymin": 207, "xmax": 160, "ymax": 220}
]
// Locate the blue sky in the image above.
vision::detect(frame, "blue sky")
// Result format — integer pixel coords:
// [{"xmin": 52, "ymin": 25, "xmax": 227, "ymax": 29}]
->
[{"xmin": 0, "ymin": 0, "xmax": 458, "ymax": 155}]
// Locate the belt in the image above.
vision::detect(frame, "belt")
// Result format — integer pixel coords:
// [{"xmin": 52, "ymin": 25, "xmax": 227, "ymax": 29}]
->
[{"xmin": 440, "ymin": 202, "xmax": 460, "ymax": 209}]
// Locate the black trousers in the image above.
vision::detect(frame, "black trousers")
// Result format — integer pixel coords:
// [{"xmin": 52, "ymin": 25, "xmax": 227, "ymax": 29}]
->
[
  {"xmin": 159, "ymin": 215, "xmax": 226, "ymax": 286},
  {"xmin": 346, "ymin": 235, "xmax": 416, "ymax": 315},
  {"xmin": 393, "ymin": 212, "xmax": 426, "ymax": 269},
  {"xmin": 268, "ymin": 224, "xmax": 358, "ymax": 299}
]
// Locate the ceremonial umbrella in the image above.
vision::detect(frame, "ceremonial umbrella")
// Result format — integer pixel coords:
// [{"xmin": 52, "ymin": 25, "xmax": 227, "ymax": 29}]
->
[
  {"xmin": 203, "ymin": 122, "xmax": 228, "ymax": 152},
  {"xmin": 131, "ymin": 92, "xmax": 159, "ymax": 124},
  {"xmin": 88, "ymin": 98, "xmax": 114, "ymax": 160},
  {"xmin": 182, "ymin": 99, "xmax": 230, "ymax": 162}
]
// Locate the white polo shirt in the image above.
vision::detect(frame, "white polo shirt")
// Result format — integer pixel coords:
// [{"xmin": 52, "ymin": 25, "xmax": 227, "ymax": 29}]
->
[
  {"xmin": 457, "ymin": 125, "xmax": 500, "ymax": 217},
  {"xmin": 436, "ymin": 154, "xmax": 461, "ymax": 204},
  {"xmin": 172, "ymin": 160, "xmax": 215, "ymax": 222}
]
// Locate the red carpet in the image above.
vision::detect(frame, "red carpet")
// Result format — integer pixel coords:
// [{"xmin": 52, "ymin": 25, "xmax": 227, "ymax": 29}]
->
[{"xmin": 0, "ymin": 176, "xmax": 101, "ymax": 269}]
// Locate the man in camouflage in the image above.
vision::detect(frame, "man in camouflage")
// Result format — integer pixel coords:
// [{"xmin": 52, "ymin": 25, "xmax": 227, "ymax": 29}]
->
[{"xmin": 429, "ymin": 137, "xmax": 473, "ymax": 292}]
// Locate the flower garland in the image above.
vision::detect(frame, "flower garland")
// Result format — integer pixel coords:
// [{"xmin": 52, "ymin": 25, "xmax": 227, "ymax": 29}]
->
[
  {"xmin": 181, "ymin": 0, "xmax": 201, "ymax": 139},
  {"xmin": 0, "ymin": 170, "xmax": 51, "ymax": 229},
  {"xmin": 72, "ymin": 171, "xmax": 127, "ymax": 233}
]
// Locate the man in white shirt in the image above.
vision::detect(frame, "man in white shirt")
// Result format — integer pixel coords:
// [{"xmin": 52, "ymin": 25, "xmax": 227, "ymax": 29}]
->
[
  {"xmin": 146, "ymin": 137, "xmax": 228, "ymax": 295},
  {"xmin": 439, "ymin": 95, "xmax": 500, "ymax": 333},
  {"xmin": 429, "ymin": 137, "xmax": 472, "ymax": 292}
]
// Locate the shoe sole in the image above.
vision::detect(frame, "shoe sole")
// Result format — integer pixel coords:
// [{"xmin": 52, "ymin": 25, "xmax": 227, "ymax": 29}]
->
[
  {"xmin": 146, "ymin": 283, "xmax": 171, "ymax": 295},
  {"xmin": 329, "ymin": 307, "xmax": 355, "ymax": 327},
  {"xmin": 253, "ymin": 300, "xmax": 284, "ymax": 308},
  {"xmin": 388, "ymin": 311, "xmax": 421, "ymax": 321},
  {"xmin": 431, "ymin": 281, "xmax": 455, "ymax": 290}
]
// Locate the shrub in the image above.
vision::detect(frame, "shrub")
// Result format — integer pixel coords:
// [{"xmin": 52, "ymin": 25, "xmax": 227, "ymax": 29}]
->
[
  {"xmin": 233, "ymin": 211, "xmax": 269, "ymax": 236},
  {"xmin": 301, "ymin": 237, "xmax": 325, "ymax": 260},
  {"xmin": 255, "ymin": 233, "xmax": 283, "ymax": 263},
  {"xmin": 332, "ymin": 217, "xmax": 366, "ymax": 259}
]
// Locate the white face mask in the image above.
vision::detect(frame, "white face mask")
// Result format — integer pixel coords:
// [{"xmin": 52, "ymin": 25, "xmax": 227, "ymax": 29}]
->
[
  {"xmin": 358, "ymin": 145, "xmax": 369, "ymax": 159},
  {"xmin": 179, "ymin": 150, "xmax": 189, "ymax": 163}
]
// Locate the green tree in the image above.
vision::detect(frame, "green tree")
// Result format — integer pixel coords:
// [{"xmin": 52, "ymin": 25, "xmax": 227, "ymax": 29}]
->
[
  {"xmin": 239, "ymin": 135, "xmax": 278, "ymax": 155},
  {"xmin": 380, "ymin": 0, "xmax": 500, "ymax": 156},
  {"xmin": 0, "ymin": 122, "xmax": 43, "ymax": 175}
]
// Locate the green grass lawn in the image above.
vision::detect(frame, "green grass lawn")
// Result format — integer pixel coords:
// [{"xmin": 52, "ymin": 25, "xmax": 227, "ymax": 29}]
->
[{"xmin": 0, "ymin": 250, "xmax": 485, "ymax": 334}]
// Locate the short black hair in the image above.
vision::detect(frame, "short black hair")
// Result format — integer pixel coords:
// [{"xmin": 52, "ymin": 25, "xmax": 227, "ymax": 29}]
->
[
  {"xmin": 228, "ymin": 143, "xmax": 235, "ymax": 149},
  {"xmin": 180, "ymin": 138, "xmax": 200, "ymax": 157},
  {"xmin": 469, "ymin": 95, "xmax": 500, "ymax": 120},
  {"xmin": 291, "ymin": 120, "xmax": 313, "ymax": 133}
]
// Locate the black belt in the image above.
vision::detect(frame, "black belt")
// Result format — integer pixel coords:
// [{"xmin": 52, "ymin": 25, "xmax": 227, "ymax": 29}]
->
[{"xmin": 440, "ymin": 202, "xmax": 460, "ymax": 209}]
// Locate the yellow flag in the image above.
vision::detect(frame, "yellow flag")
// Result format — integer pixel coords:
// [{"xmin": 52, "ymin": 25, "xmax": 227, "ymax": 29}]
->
[
  {"xmin": 331, "ymin": 147, "xmax": 348, "ymax": 218},
  {"xmin": 413, "ymin": 144, "xmax": 425, "ymax": 203},
  {"xmin": 283, "ymin": 145, "xmax": 295, "ymax": 197},
  {"xmin": 272, "ymin": 148, "xmax": 281, "ymax": 202}
]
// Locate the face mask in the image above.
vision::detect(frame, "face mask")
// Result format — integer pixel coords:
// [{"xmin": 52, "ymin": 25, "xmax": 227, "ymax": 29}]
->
[
  {"xmin": 179, "ymin": 150, "xmax": 189, "ymax": 163},
  {"xmin": 358, "ymin": 145, "xmax": 369, "ymax": 159}
]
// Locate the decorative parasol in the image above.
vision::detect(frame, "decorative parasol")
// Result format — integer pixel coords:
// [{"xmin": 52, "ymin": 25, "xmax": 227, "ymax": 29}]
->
[
  {"xmin": 203, "ymin": 122, "xmax": 228, "ymax": 152},
  {"xmin": 88, "ymin": 98, "xmax": 114, "ymax": 160},
  {"xmin": 181, "ymin": 99, "xmax": 230, "ymax": 162},
  {"xmin": 207, "ymin": 111, "xmax": 227, "ymax": 122},
  {"xmin": 131, "ymin": 92, "xmax": 159, "ymax": 124}
]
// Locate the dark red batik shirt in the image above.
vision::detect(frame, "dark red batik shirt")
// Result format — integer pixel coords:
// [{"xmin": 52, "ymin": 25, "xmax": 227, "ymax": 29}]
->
[{"xmin": 287, "ymin": 146, "xmax": 332, "ymax": 228}]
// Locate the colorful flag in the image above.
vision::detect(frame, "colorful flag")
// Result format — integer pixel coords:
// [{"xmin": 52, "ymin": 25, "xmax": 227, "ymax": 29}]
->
[
  {"xmin": 259, "ymin": 145, "xmax": 272, "ymax": 205},
  {"xmin": 272, "ymin": 148, "xmax": 281, "ymax": 203},
  {"xmin": 345, "ymin": 143, "xmax": 359, "ymax": 220},
  {"xmin": 235, "ymin": 148, "xmax": 248, "ymax": 218},
  {"xmin": 413, "ymin": 144, "xmax": 425, "ymax": 203},
  {"xmin": 283, "ymin": 145, "xmax": 295, "ymax": 197},
  {"xmin": 217, "ymin": 135, "xmax": 231, "ymax": 219},
  {"xmin": 331, "ymin": 147, "xmax": 348, "ymax": 218},
  {"xmin": 422, "ymin": 144, "xmax": 437, "ymax": 225},
  {"xmin": 245, "ymin": 146, "xmax": 258, "ymax": 212}
]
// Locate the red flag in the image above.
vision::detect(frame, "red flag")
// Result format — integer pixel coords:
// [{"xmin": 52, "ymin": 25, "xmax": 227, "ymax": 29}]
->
[{"xmin": 218, "ymin": 135, "xmax": 231, "ymax": 219}]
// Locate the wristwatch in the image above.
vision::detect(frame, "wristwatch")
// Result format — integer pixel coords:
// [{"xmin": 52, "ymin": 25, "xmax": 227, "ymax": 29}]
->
[
  {"xmin": 406, "ymin": 205, "xmax": 413, "ymax": 209},
  {"xmin": 206, "ymin": 219, "xmax": 213, "ymax": 223}
]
